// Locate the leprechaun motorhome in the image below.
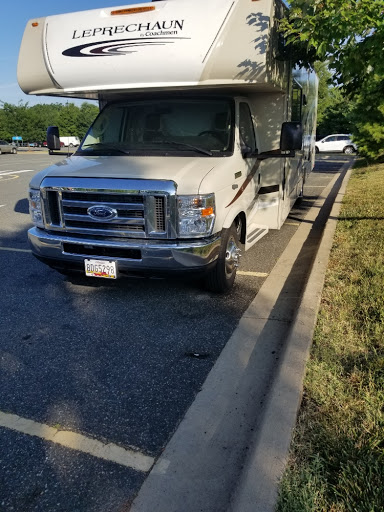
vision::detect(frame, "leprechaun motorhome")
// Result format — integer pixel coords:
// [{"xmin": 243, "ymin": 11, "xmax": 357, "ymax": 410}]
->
[{"xmin": 18, "ymin": 0, "xmax": 318, "ymax": 292}]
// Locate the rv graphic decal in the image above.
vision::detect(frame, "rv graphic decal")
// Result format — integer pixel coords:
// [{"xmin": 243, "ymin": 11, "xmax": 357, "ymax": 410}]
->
[
  {"xmin": 71, "ymin": 20, "xmax": 184, "ymax": 39},
  {"xmin": 62, "ymin": 37, "xmax": 190, "ymax": 57}
]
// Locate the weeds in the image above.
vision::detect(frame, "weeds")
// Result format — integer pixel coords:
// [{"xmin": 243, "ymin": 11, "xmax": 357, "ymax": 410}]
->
[{"xmin": 277, "ymin": 162, "xmax": 384, "ymax": 512}]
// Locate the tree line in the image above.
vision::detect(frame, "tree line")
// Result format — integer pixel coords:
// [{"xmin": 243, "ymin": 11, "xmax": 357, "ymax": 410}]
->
[
  {"xmin": 315, "ymin": 62, "xmax": 354, "ymax": 140},
  {"xmin": 0, "ymin": 101, "xmax": 99, "ymax": 144},
  {"xmin": 280, "ymin": 0, "xmax": 384, "ymax": 160},
  {"xmin": 0, "ymin": 89, "xmax": 356, "ymax": 151}
]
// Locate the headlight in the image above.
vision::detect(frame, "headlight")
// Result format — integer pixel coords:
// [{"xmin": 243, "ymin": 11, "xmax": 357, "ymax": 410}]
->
[
  {"xmin": 29, "ymin": 188, "xmax": 44, "ymax": 228},
  {"xmin": 178, "ymin": 193, "xmax": 215, "ymax": 237}
]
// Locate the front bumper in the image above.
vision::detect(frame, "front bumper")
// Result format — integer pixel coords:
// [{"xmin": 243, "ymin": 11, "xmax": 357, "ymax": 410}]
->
[{"xmin": 28, "ymin": 227, "xmax": 222, "ymax": 275}]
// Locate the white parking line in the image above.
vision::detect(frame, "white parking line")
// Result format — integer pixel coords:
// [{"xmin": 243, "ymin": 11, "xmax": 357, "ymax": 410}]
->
[
  {"xmin": 0, "ymin": 411, "xmax": 155, "ymax": 473},
  {"xmin": 237, "ymin": 271, "xmax": 268, "ymax": 278},
  {"xmin": 0, "ymin": 175, "xmax": 18, "ymax": 182},
  {"xmin": 0, "ymin": 247, "xmax": 31, "ymax": 253},
  {"xmin": 0, "ymin": 169, "xmax": 36, "ymax": 176}
]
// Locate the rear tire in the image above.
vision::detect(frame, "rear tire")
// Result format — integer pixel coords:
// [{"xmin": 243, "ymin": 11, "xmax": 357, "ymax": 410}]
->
[
  {"xmin": 296, "ymin": 177, "xmax": 305, "ymax": 204},
  {"xmin": 205, "ymin": 223, "xmax": 241, "ymax": 293}
]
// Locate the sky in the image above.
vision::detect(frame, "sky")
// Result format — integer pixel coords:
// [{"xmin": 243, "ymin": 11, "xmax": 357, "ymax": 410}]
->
[{"xmin": 0, "ymin": 0, "xmax": 148, "ymax": 106}]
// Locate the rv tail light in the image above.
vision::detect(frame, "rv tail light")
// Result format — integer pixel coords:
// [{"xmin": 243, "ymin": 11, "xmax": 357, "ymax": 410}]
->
[
  {"xmin": 32, "ymin": 22, "xmax": 39, "ymax": 27},
  {"xmin": 111, "ymin": 6, "xmax": 155, "ymax": 15}
]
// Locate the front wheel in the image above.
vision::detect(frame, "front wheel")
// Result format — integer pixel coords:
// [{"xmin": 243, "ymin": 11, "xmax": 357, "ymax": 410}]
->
[
  {"xmin": 343, "ymin": 146, "xmax": 355, "ymax": 154},
  {"xmin": 205, "ymin": 223, "xmax": 241, "ymax": 293}
]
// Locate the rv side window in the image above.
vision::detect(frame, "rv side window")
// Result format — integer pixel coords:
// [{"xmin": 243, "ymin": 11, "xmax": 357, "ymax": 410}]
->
[
  {"xmin": 239, "ymin": 103, "xmax": 257, "ymax": 152},
  {"xmin": 291, "ymin": 82, "xmax": 302, "ymax": 122}
]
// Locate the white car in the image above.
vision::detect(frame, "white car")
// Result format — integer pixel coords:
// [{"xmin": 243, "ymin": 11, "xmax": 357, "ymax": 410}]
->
[{"xmin": 315, "ymin": 134, "xmax": 357, "ymax": 154}]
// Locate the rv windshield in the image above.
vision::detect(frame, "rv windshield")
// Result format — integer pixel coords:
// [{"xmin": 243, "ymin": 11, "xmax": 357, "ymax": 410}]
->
[{"xmin": 79, "ymin": 99, "xmax": 234, "ymax": 156}]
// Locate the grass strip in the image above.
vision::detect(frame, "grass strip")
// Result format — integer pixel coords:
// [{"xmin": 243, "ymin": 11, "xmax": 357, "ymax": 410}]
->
[{"xmin": 277, "ymin": 161, "xmax": 384, "ymax": 512}]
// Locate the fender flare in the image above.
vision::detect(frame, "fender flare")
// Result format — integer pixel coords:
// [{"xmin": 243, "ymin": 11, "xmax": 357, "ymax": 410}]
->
[
  {"xmin": 222, "ymin": 205, "xmax": 246, "ymax": 243},
  {"xmin": 222, "ymin": 204, "xmax": 244, "ymax": 228}
]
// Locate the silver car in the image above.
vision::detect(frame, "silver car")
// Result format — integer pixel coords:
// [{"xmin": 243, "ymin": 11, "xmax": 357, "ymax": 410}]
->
[{"xmin": 0, "ymin": 140, "xmax": 17, "ymax": 154}]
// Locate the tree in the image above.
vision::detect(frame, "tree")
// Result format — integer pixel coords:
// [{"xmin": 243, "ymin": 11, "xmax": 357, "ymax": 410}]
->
[
  {"xmin": 76, "ymin": 103, "xmax": 99, "ymax": 139},
  {"xmin": 280, "ymin": 0, "xmax": 384, "ymax": 158},
  {"xmin": 0, "ymin": 101, "xmax": 98, "ymax": 144},
  {"xmin": 27, "ymin": 103, "xmax": 63, "ymax": 142},
  {"xmin": 0, "ymin": 102, "xmax": 31, "ymax": 142},
  {"xmin": 349, "ymin": 77, "xmax": 384, "ymax": 159},
  {"xmin": 57, "ymin": 102, "xmax": 80, "ymax": 137},
  {"xmin": 0, "ymin": 107, "xmax": 10, "ymax": 140}
]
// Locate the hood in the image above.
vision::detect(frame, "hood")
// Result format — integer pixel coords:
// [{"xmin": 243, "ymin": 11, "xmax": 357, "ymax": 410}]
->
[{"xmin": 30, "ymin": 155, "xmax": 222, "ymax": 194}]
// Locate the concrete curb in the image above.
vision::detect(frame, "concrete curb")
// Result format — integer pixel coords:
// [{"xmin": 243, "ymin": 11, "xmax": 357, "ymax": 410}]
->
[
  {"xmin": 227, "ymin": 158, "xmax": 355, "ymax": 512},
  {"xmin": 130, "ymin": 159, "xmax": 355, "ymax": 512}
]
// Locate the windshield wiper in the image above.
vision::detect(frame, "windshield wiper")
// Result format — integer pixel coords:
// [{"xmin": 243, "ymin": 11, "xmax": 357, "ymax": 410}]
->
[
  {"xmin": 161, "ymin": 140, "xmax": 213, "ymax": 156},
  {"xmin": 81, "ymin": 143, "xmax": 130, "ymax": 155}
]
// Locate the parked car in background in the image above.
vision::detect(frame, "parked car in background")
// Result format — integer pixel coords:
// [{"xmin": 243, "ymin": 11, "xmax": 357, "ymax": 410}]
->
[
  {"xmin": 60, "ymin": 136, "xmax": 80, "ymax": 147},
  {"xmin": 0, "ymin": 140, "xmax": 17, "ymax": 154},
  {"xmin": 315, "ymin": 134, "xmax": 357, "ymax": 154},
  {"xmin": 43, "ymin": 141, "xmax": 64, "ymax": 148}
]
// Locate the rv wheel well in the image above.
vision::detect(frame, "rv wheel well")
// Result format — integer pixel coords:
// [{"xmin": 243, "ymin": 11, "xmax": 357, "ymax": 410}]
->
[{"xmin": 235, "ymin": 213, "xmax": 246, "ymax": 244}]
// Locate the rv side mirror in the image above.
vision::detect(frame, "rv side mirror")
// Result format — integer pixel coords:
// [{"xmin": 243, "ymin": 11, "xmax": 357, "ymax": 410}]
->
[
  {"xmin": 241, "ymin": 143, "xmax": 256, "ymax": 159},
  {"xmin": 47, "ymin": 126, "xmax": 61, "ymax": 151},
  {"xmin": 280, "ymin": 122, "xmax": 303, "ymax": 151}
]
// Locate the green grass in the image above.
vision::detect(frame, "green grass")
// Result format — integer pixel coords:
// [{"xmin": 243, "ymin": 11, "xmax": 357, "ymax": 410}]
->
[{"xmin": 277, "ymin": 161, "xmax": 384, "ymax": 512}]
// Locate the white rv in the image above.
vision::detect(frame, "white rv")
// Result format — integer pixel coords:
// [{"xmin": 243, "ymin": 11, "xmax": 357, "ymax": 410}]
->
[{"xmin": 18, "ymin": 0, "xmax": 318, "ymax": 292}]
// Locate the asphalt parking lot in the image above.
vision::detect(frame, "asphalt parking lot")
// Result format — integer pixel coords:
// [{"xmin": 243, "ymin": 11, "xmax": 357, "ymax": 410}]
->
[{"xmin": 0, "ymin": 152, "xmax": 351, "ymax": 510}]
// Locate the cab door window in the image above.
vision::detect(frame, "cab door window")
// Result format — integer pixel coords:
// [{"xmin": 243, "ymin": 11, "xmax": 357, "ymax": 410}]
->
[{"xmin": 239, "ymin": 102, "xmax": 257, "ymax": 152}]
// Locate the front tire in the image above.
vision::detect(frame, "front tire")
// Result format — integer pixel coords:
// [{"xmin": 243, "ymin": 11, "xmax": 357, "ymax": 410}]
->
[
  {"xmin": 296, "ymin": 177, "xmax": 305, "ymax": 204},
  {"xmin": 343, "ymin": 146, "xmax": 355, "ymax": 154},
  {"xmin": 205, "ymin": 223, "xmax": 241, "ymax": 293}
]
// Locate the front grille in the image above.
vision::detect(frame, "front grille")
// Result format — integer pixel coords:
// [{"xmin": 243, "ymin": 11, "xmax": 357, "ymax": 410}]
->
[
  {"xmin": 42, "ymin": 186, "xmax": 168, "ymax": 239},
  {"xmin": 62, "ymin": 192, "xmax": 143, "ymax": 203},
  {"xmin": 63, "ymin": 243, "xmax": 141, "ymax": 259},
  {"xmin": 65, "ymin": 220, "xmax": 143, "ymax": 231},
  {"xmin": 155, "ymin": 196, "xmax": 165, "ymax": 231}
]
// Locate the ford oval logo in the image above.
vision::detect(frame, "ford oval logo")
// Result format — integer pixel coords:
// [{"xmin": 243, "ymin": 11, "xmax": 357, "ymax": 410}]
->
[{"xmin": 87, "ymin": 205, "xmax": 117, "ymax": 220}]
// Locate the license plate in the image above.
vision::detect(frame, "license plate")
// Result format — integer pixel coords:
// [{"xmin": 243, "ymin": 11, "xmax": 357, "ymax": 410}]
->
[{"xmin": 84, "ymin": 259, "xmax": 117, "ymax": 279}]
